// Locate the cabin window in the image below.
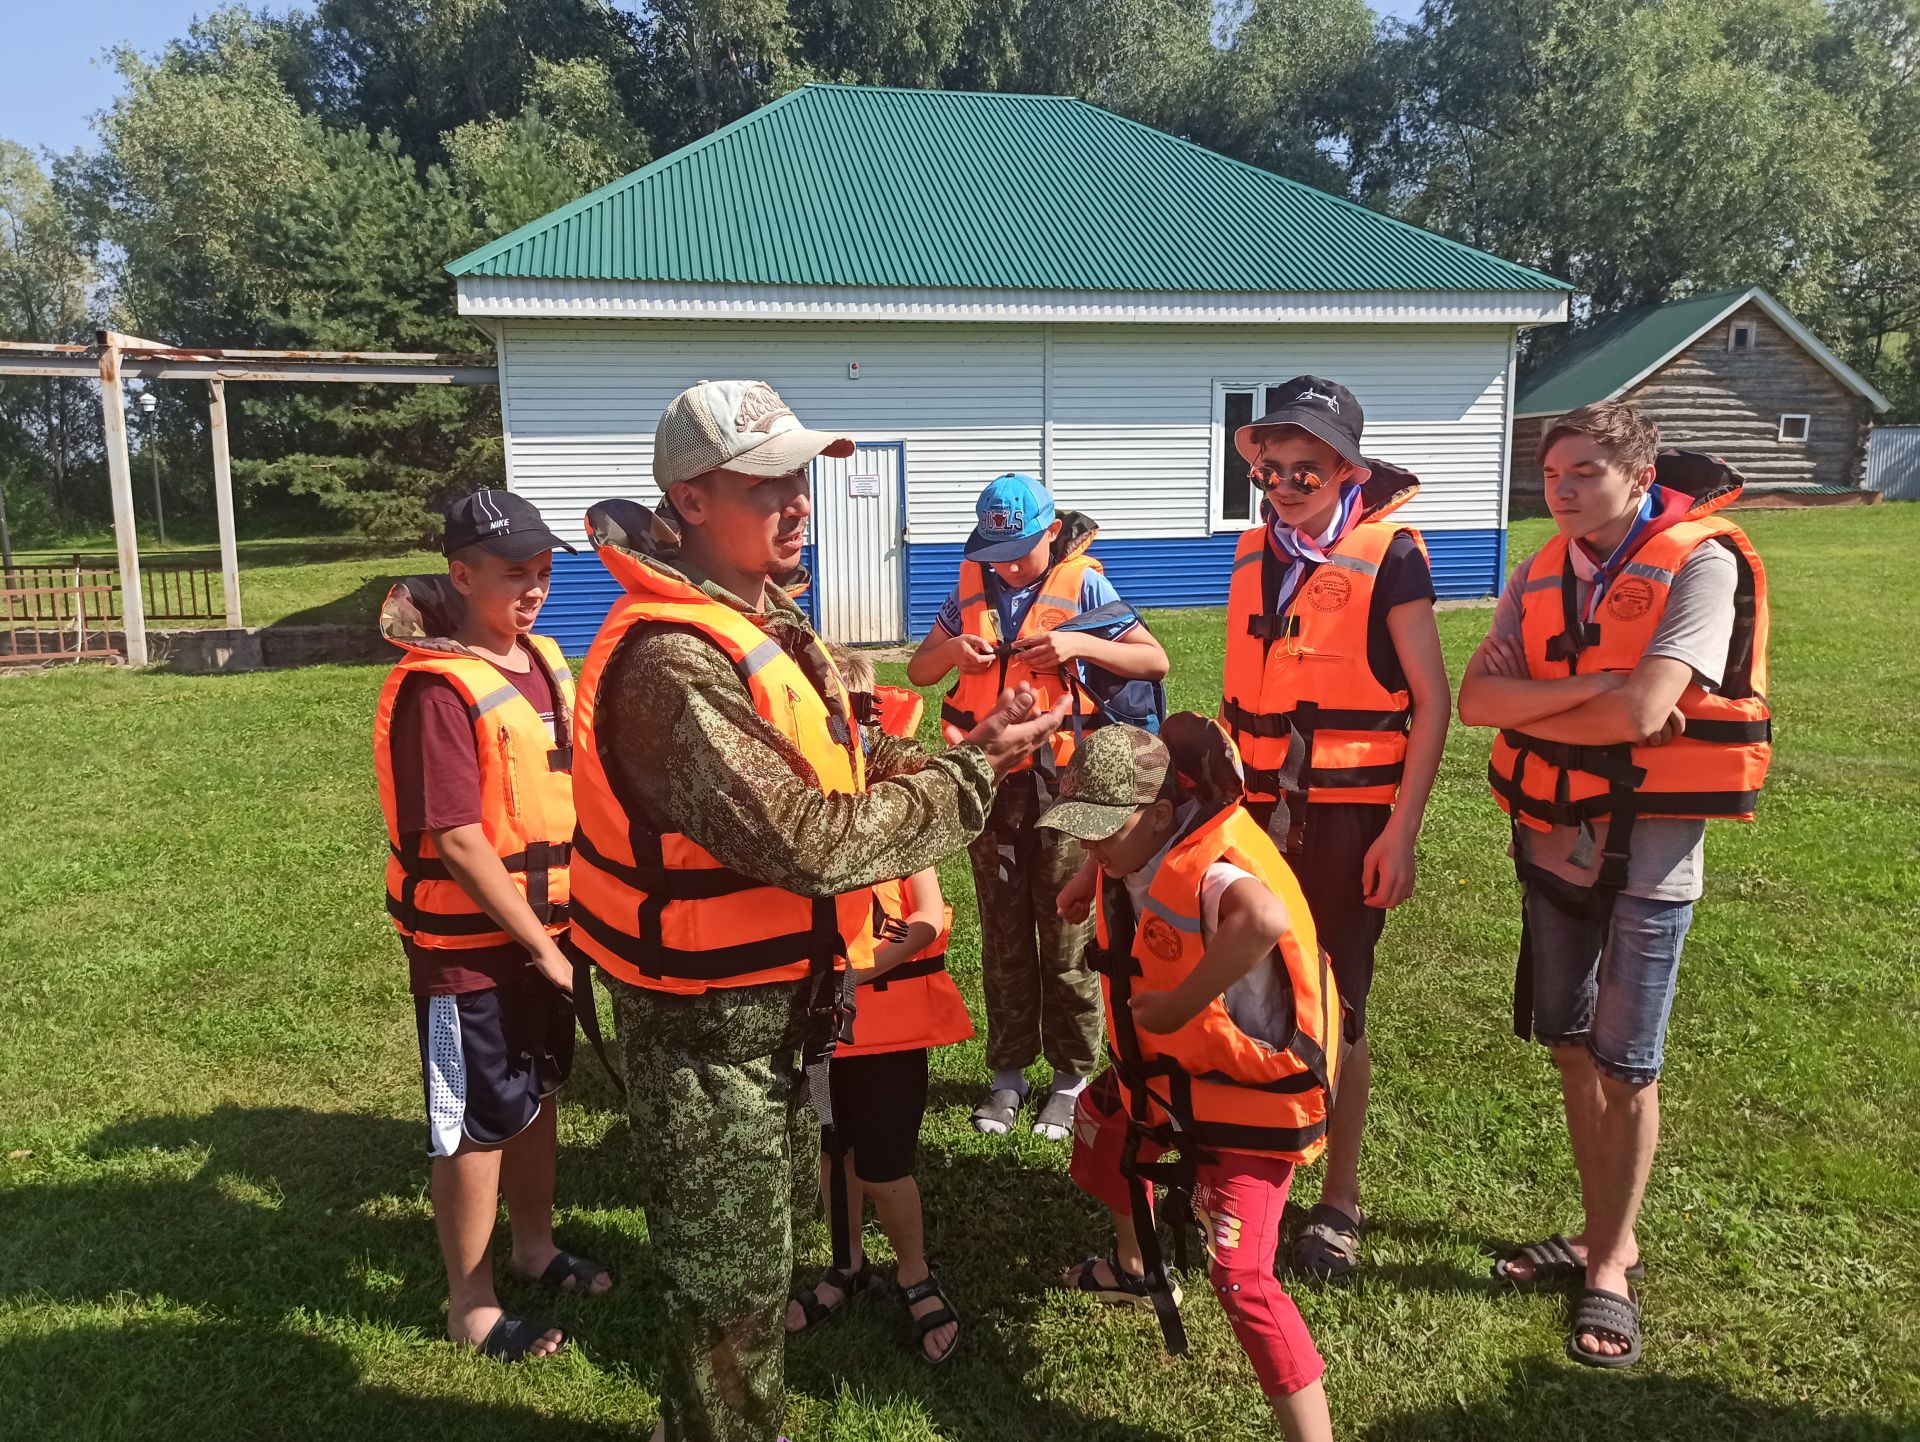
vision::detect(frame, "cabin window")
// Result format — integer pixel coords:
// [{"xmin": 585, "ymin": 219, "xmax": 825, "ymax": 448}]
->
[
  {"xmin": 1729, "ymin": 322, "xmax": 1756, "ymax": 352},
  {"xmin": 1778, "ymin": 414, "xmax": 1810, "ymax": 443},
  {"xmin": 1214, "ymin": 383, "xmax": 1294, "ymax": 528}
]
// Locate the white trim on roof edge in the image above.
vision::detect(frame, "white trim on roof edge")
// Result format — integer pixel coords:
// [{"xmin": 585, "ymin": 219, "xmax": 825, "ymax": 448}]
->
[
  {"xmin": 456, "ymin": 276, "xmax": 1569, "ymax": 327},
  {"xmin": 1514, "ymin": 286, "xmax": 1890, "ymax": 417}
]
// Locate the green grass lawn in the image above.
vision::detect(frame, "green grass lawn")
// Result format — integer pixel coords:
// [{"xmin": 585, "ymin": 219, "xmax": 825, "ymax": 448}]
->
[
  {"xmin": 11, "ymin": 535, "xmax": 439, "ymax": 629},
  {"xmin": 2, "ymin": 507, "xmax": 1916, "ymax": 1440}
]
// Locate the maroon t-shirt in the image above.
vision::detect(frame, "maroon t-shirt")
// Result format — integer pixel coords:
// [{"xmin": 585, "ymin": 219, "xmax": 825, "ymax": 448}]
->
[{"xmin": 389, "ymin": 644, "xmax": 558, "ymax": 995}]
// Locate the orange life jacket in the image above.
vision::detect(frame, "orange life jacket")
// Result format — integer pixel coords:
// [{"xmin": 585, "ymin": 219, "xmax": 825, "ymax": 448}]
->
[
  {"xmin": 373, "ymin": 577, "xmax": 576, "ymax": 951},
  {"xmin": 1090, "ymin": 802, "xmax": 1339, "ymax": 1166},
  {"xmin": 568, "ymin": 526, "xmax": 873, "ymax": 995},
  {"xmin": 836, "ymin": 680, "xmax": 973, "ymax": 1055},
  {"xmin": 1221, "ymin": 463, "xmax": 1425, "ymax": 811},
  {"xmin": 854, "ymin": 681, "xmax": 925, "ymax": 738},
  {"xmin": 938, "ymin": 518, "xmax": 1106, "ymax": 774},
  {"xmin": 839, "ymin": 882, "xmax": 974, "ymax": 1056},
  {"xmin": 1488, "ymin": 453, "xmax": 1772, "ymax": 891}
]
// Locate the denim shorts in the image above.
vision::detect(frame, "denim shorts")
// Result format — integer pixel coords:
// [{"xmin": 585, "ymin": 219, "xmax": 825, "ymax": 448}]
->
[{"xmin": 1523, "ymin": 885, "xmax": 1695, "ymax": 1084}]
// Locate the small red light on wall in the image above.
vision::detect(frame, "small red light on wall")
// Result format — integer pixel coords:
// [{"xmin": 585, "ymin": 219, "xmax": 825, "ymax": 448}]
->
[{"xmin": 848, "ymin": 361, "xmax": 861, "ymax": 380}]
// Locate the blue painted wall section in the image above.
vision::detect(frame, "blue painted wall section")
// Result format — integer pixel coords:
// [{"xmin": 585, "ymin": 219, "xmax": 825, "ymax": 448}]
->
[{"xmin": 539, "ymin": 527, "xmax": 1506, "ymax": 654}]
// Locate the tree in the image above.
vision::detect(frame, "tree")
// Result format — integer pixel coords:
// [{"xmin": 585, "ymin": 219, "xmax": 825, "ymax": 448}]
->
[
  {"xmin": 1373, "ymin": 0, "xmax": 1876, "ymax": 334},
  {"xmin": 443, "ymin": 57, "xmax": 652, "ymax": 236},
  {"xmin": 0, "ymin": 140, "xmax": 100, "ymax": 529},
  {"xmin": 1821, "ymin": 0, "xmax": 1920, "ymax": 418}
]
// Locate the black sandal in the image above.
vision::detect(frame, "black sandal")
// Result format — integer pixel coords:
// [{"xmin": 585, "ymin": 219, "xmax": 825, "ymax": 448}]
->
[
  {"xmin": 1059, "ymin": 1247, "xmax": 1183, "ymax": 1308},
  {"xmin": 1567, "ymin": 1287, "xmax": 1642, "ymax": 1369},
  {"xmin": 900, "ymin": 1271, "xmax": 962, "ymax": 1366},
  {"xmin": 1292, "ymin": 1203, "xmax": 1368, "ymax": 1279},
  {"xmin": 474, "ymin": 1313, "xmax": 566, "ymax": 1362},
  {"xmin": 786, "ymin": 1259, "xmax": 874, "ymax": 1334},
  {"xmin": 521, "ymin": 1249, "xmax": 612, "ymax": 1294},
  {"xmin": 1492, "ymin": 1234, "xmax": 1646, "ymax": 1289}
]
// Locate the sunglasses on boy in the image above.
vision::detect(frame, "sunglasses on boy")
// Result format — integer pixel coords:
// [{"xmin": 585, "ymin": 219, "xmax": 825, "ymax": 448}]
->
[{"xmin": 1247, "ymin": 461, "xmax": 1333, "ymax": 495}]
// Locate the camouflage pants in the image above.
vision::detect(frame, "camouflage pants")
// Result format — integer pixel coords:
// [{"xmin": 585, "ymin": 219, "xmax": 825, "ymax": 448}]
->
[
  {"xmin": 609, "ymin": 975, "xmax": 810, "ymax": 1442},
  {"xmin": 967, "ymin": 773, "xmax": 1102, "ymax": 1078}
]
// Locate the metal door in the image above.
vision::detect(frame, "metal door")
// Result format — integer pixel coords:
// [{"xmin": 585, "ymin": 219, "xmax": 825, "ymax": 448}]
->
[{"xmin": 809, "ymin": 441, "xmax": 906, "ymax": 644}]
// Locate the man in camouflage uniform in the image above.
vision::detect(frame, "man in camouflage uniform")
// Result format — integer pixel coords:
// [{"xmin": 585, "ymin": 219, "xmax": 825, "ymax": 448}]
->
[{"xmin": 577, "ymin": 381, "xmax": 1067, "ymax": 1442}]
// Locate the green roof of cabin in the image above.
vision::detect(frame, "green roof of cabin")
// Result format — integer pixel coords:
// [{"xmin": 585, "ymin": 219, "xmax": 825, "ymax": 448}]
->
[
  {"xmin": 447, "ymin": 84, "xmax": 1569, "ymax": 294},
  {"xmin": 1516, "ymin": 290, "xmax": 1754, "ymax": 417}
]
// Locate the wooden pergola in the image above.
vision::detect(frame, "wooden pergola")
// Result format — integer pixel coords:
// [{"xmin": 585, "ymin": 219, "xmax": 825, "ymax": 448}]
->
[{"xmin": 0, "ymin": 331, "xmax": 496, "ymax": 664}]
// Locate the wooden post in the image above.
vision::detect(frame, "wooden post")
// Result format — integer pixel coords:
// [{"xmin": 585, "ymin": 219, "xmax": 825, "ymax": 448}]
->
[
  {"xmin": 207, "ymin": 379, "xmax": 242, "ymax": 627},
  {"xmin": 97, "ymin": 334, "xmax": 148, "ymax": 666}
]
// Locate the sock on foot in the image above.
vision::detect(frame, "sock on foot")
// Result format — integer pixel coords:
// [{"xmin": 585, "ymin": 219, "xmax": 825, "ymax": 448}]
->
[
  {"xmin": 973, "ymin": 1071, "xmax": 1031, "ymax": 1135},
  {"xmin": 1048, "ymin": 1071, "xmax": 1089, "ymax": 1100}
]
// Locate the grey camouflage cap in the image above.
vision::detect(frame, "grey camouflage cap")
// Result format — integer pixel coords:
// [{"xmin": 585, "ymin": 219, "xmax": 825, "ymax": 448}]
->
[{"xmin": 1037, "ymin": 724, "xmax": 1172, "ymax": 841}]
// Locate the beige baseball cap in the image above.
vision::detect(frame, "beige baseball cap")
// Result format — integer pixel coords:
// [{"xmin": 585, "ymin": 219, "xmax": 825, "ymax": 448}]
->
[{"xmin": 653, "ymin": 380, "xmax": 855, "ymax": 487}]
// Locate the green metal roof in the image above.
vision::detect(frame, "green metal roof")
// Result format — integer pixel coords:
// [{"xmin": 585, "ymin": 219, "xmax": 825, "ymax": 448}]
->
[
  {"xmin": 1516, "ymin": 290, "xmax": 1752, "ymax": 417},
  {"xmin": 447, "ymin": 84, "xmax": 1569, "ymax": 294}
]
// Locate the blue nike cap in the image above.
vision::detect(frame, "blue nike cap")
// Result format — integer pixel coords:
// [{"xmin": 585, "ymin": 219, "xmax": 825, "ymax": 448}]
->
[{"xmin": 965, "ymin": 473, "xmax": 1056, "ymax": 562}]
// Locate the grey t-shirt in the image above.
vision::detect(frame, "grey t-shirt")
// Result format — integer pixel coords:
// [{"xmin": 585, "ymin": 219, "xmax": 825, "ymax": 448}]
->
[{"xmin": 1492, "ymin": 540, "xmax": 1738, "ymax": 901}]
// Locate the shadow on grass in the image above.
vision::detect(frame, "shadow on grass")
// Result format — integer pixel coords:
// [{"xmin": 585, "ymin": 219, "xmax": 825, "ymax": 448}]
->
[
  {"xmin": 2, "ymin": 1320, "xmax": 637, "ymax": 1441},
  {"xmin": 1366, "ymin": 1355, "xmax": 1916, "ymax": 1442},
  {"xmin": 0, "ymin": 1106, "xmax": 661, "ymax": 1440},
  {"xmin": 266, "ymin": 573, "xmax": 399, "ymax": 631},
  {"xmin": 782, "ymin": 1135, "xmax": 1175, "ymax": 1441}
]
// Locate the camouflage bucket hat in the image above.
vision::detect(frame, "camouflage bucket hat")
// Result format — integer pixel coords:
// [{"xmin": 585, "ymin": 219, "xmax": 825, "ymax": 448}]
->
[{"xmin": 1037, "ymin": 725, "xmax": 1172, "ymax": 841}]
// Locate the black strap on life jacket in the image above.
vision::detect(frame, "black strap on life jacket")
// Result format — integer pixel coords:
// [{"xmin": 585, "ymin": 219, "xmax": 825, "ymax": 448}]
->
[
  {"xmin": 1086, "ymin": 881, "xmax": 1196, "ymax": 1356},
  {"xmin": 798, "ymin": 895, "xmax": 860, "ymax": 1272},
  {"xmin": 570, "ymin": 938, "xmax": 627, "ymax": 1100}
]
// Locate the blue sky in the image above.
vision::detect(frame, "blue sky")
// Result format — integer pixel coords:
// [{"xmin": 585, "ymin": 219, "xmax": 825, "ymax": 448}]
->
[{"xmin": 2, "ymin": 1, "xmax": 1426, "ymax": 160}]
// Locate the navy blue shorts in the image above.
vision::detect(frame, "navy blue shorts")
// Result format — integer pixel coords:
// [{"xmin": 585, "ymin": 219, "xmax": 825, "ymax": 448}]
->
[{"xmin": 415, "ymin": 968, "xmax": 575, "ymax": 1157}]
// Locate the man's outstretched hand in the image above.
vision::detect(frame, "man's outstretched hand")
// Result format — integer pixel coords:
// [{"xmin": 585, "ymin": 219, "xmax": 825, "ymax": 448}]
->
[{"xmin": 965, "ymin": 682, "xmax": 1072, "ymax": 780}]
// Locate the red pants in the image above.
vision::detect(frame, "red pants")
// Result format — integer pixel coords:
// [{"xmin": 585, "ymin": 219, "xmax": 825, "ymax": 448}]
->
[{"xmin": 1069, "ymin": 1077, "xmax": 1325, "ymax": 1399}]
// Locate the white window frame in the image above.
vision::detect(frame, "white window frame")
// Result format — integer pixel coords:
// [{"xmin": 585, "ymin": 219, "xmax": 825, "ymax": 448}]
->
[
  {"xmin": 1210, "ymin": 379, "xmax": 1282, "ymax": 533},
  {"xmin": 1778, "ymin": 413, "xmax": 1811, "ymax": 443},
  {"xmin": 1729, "ymin": 321, "xmax": 1756, "ymax": 352}
]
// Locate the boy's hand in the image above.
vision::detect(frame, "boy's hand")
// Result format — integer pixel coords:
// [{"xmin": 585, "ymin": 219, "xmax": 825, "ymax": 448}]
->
[
  {"xmin": 529, "ymin": 941, "xmax": 574, "ymax": 995},
  {"xmin": 1056, "ymin": 859, "xmax": 1098, "ymax": 923},
  {"xmin": 1642, "ymin": 705, "xmax": 1687, "ymax": 747},
  {"xmin": 1361, "ymin": 816, "xmax": 1417, "ymax": 909},
  {"xmin": 1011, "ymin": 630, "xmax": 1082, "ymax": 671},
  {"xmin": 1476, "ymin": 631, "xmax": 1531, "ymax": 679},
  {"xmin": 949, "ymin": 632, "xmax": 1000, "ymax": 674},
  {"xmin": 1129, "ymin": 989, "xmax": 1194, "ymax": 1035}
]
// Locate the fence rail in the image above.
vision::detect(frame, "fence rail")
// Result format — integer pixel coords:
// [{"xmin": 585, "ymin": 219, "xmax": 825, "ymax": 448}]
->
[{"xmin": 0, "ymin": 558, "xmax": 223, "ymax": 663}]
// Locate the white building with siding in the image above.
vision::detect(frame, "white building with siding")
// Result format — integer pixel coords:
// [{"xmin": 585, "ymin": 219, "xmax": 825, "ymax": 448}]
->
[{"xmin": 449, "ymin": 85, "xmax": 1571, "ymax": 650}]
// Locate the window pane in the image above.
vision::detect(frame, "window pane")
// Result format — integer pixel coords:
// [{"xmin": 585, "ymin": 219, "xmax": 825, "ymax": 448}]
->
[
  {"xmin": 1262, "ymin": 385, "xmax": 1288, "ymax": 416},
  {"xmin": 1222, "ymin": 390, "xmax": 1254, "ymax": 520}
]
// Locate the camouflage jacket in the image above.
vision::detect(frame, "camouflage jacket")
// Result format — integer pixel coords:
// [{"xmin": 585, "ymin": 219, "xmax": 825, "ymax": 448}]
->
[{"xmin": 594, "ymin": 507, "xmax": 996, "ymax": 898}]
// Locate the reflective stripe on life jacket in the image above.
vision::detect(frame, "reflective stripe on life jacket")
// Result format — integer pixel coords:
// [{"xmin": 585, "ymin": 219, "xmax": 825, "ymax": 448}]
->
[
  {"xmin": 1088, "ymin": 803, "xmax": 1339, "ymax": 1165},
  {"xmin": 373, "ymin": 583, "xmax": 576, "ymax": 951},
  {"xmin": 1487, "ymin": 466, "xmax": 1773, "ymax": 892},
  {"xmin": 1221, "ymin": 463, "xmax": 1425, "ymax": 814},
  {"xmin": 568, "ymin": 529, "xmax": 873, "ymax": 995},
  {"xmin": 938, "ymin": 526, "xmax": 1106, "ymax": 773}
]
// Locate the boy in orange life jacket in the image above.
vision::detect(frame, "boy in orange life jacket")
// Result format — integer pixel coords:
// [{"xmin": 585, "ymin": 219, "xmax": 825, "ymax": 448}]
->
[
  {"xmin": 373, "ymin": 489, "xmax": 611, "ymax": 1364},
  {"xmin": 1043, "ymin": 721, "xmax": 1336, "ymax": 1442},
  {"xmin": 1460, "ymin": 402, "xmax": 1758, "ymax": 1370},
  {"xmin": 1221, "ymin": 376, "xmax": 1449, "ymax": 1280},
  {"xmin": 784, "ymin": 645, "xmax": 972, "ymax": 1365},
  {"xmin": 906, "ymin": 473, "xmax": 1169, "ymax": 1142}
]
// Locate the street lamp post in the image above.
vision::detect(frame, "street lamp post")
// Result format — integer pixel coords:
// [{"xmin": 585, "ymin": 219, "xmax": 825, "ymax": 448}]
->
[{"xmin": 137, "ymin": 388, "xmax": 166, "ymax": 547}]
